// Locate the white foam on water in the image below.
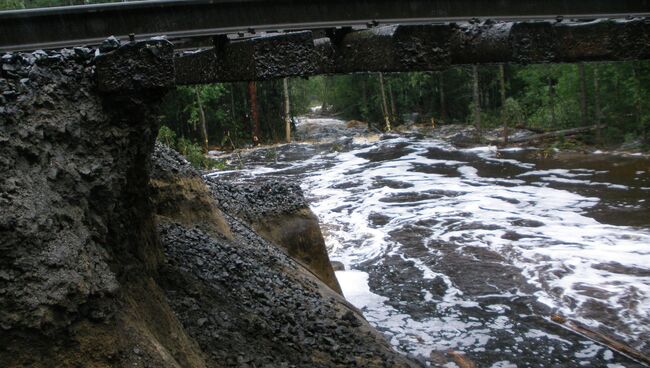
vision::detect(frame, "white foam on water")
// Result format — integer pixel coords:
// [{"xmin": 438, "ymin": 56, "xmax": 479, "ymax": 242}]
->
[
  {"xmin": 300, "ymin": 136, "xmax": 650, "ymax": 356},
  {"xmin": 534, "ymin": 175, "xmax": 630, "ymax": 190},
  {"xmin": 215, "ymin": 122, "xmax": 650, "ymax": 360},
  {"xmin": 490, "ymin": 361, "xmax": 517, "ymax": 368},
  {"xmin": 336, "ymin": 270, "xmax": 387, "ymax": 309},
  {"xmin": 518, "ymin": 168, "xmax": 594, "ymax": 178}
]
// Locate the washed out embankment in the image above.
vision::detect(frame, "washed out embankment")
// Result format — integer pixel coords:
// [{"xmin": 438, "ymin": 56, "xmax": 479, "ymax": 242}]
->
[
  {"xmin": 0, "ymin": 39, "xmax": 197, "ymax": 367},
  {"xmin": 0, "ymin": 41, "xmax": 416, "ymax": 367}
]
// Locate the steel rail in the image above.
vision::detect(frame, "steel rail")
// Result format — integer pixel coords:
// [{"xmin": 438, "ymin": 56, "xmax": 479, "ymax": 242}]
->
[{"xmin": 1, "ymin": 0, "xmax": 650, "ymax": 52}]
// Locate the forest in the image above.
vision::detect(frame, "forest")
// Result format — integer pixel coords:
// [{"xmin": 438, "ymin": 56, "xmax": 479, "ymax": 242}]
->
[{"xmin": 157, "ymin": 62, "xmax": 650, "ymax": 160}]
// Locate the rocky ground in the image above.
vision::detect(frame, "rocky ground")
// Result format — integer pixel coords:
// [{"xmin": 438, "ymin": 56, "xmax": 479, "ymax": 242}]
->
[
  {"xmin": 1, "ymin": 40, "xmax": 419, "ymax": 367},
  {"xmin": 206, "ymin": 175, "xmax": 342, "ymax": 293},
  {"xmin": 153, "ymin": 143, "xmax": 416, "ymax": 367}
]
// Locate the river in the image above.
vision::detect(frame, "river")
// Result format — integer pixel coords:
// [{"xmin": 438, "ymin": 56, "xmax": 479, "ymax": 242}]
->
[{"xmin": 207, "ymin": 117, "xmax": 650, "ymax": 367}]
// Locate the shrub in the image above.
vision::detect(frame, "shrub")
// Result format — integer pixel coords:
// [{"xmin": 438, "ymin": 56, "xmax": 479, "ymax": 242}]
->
[
  {"xmin": 157, "ymin": 127, "xmax": 226, "ymax": 170},
  {"xmin": 157, "ymin": 125, "xmax": 177, "ymax": 147}
]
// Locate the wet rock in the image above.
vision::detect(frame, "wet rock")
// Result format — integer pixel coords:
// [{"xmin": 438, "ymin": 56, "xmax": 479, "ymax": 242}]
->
[
  {"xmin": 501, "ymin": 230, "xmax": 534, "ymax": 241},
  {"xmin": 368, "ymin": 212, "xmax": 392, "ymax": 227},
  {"xmin": 356, "ymin": 141, "xmax": 415, "ymax": 162},
  {"xmin": 294, "ymin": 117, "xmax": 367, "ymax": 142},
  {"xmin": 331, "ymin": 261, "xmax": 346, "ymax": 271},
  {"xmin": 360, "ymin": 254, "xmax": 448, "ymax": 319},
  {"xmin": 511, "ymin": 218, "xmax": 545, "ymax": 228},
  {"xmin": 592, "ymin": 262, "xmax": 650, "ymax": 277},
  {"xmin": 372, "ymin": 178, "xmax": 414, "ymax": 189}
]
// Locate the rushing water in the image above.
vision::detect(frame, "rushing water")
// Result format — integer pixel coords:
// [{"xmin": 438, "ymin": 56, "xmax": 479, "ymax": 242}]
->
[{"xmin": 208, "ymin": 117, "xmax": 650, "ymax": 367}]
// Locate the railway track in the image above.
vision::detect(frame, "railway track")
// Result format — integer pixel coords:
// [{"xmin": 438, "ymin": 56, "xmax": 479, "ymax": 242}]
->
[{"xmin": 1, "ymin": 0, "xmax": 649, "ymax": 52}]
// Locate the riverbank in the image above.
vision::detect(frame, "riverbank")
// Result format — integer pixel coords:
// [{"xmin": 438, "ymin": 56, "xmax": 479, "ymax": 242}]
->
[
  {"xmin": 205, "ymin": 118, "xmax": 649, "ymax": 174},
  {"xmin": 399, "ymin": 121, "xmax": 649, "ymax": 156}
]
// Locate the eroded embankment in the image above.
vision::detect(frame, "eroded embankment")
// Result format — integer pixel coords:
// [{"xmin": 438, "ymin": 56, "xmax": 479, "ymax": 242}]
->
[
  {"xmin": 153, "ymin": 143, "xmax": 417, "ymax": 367},
  {"xmin": 0, "ymin": 42, "xmax": 418, "ymax": 367}
]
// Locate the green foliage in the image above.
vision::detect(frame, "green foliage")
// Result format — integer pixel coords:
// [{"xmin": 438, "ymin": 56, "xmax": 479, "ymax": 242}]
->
[
  {"xmin": 515, "ymin": 64, "xmax": 581, "ymax": 129},
  {"xmin": 177, "ymin": 138, "xmax": 224, "ymax": 170},
  {"xmin": 160, "ymin": 79, "xmax": 297, "ymax": 148},
  {"xmin": 299, "ymin": 62, "xmax": 650, "ymax": 148},
  {"xmin": 0, "ymin": 0, "xmax": 25, "ymax": 10},
  {"xmin": 156, "ymin": 61, "xmax": 649, "ymax": 152},
  {"xmin": 156, "ymin": 125, "xmax": 225, "ymax": 170},
  {"xmin": 183, "ymin": 85, "xmax": 227, "ymax": 130},
  {"xmin": 157, "ymin": 125, "xmax": 176, "ymax": 147},
  {"xmin": 502, "ymin": 98, "xmax": 524, "ymax": 127}
]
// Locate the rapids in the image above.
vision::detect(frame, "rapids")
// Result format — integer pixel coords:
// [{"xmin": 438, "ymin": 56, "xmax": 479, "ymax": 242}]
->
[{"xmin": 207, "ymin": 117, "xmax": 650, "ymax": 367}]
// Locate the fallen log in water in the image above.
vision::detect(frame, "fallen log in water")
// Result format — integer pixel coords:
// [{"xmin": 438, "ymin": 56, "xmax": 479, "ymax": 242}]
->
[
  {"xmin": 550, "ymin": 314, "xmax": 650, "ymax": 366},
  {"xmin": 507, "ymin": 124, "xmax": 607, "ymax": 144}
]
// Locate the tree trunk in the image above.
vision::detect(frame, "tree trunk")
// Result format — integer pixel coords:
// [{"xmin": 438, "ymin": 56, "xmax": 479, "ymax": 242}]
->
[
  {"xmin": 472, "ymin": 65, "xmax": 481, "ymax": 140},
  {"xmin": 548, "ymin": 76, "xmax": 557, "ymax": 126},
  {"xmin": 248, "ymin": 81, "xmax": 261, "ymax": 145},
  {"xmin": 499, "ymin": 64, "xmax": 508, "ymax": 145},
  {"xmin": 578, "ymin": 63, "xmax": 588, "ymax": 127},
  {"xmin": 438, "ymin": 71, "xmax": 447, "ymax": 122},
  {"xmin": 388, "ymin": 79, "xmax": 397, "ymax": 123},
  {"xmin": 361, "ymin": 79, "xmax": 369, "ymax": 128},
  {"xmin": 229, "ymin": 83, "xmax": 236, "ymax": 122},
  {"xmin": 195, "ymin": 87, "xmax": 209, "ymax": 152},
  {"xmin": 283, "ymin": 78, "xmax": 291, "ymax": 143},
  {"xmin": 551, "ymin": 316, "xmax": 650, "ymax": 366},
  {"xmin": 593, "ymin": 64, "xmax": 603, "ymax": 145},
  {"xmin": 632, "ymin": 62, "xmax": 647, "ymax": 142},
  {"xmin": 378, "ymin": 72, "xmax": 391, "ymax": 131}
]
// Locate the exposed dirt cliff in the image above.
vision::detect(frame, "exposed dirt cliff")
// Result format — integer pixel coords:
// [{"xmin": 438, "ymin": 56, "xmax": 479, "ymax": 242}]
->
[
  {"xmin": 0, "ymin": 39, "xmax": 208, "ymax": 367},
  {"xmin": 0, "ymin": 41, "xmax": 419, "ymax": 367}
]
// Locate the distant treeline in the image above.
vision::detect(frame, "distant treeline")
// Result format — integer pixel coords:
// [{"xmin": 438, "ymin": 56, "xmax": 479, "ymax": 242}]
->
[
  {"xmin": 158, "ymin": 62, "xmax": 649, "ymax": 150},
  {"xmin": 306, "ymin": 63, "xmax": 650, "ymax": 144}
]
